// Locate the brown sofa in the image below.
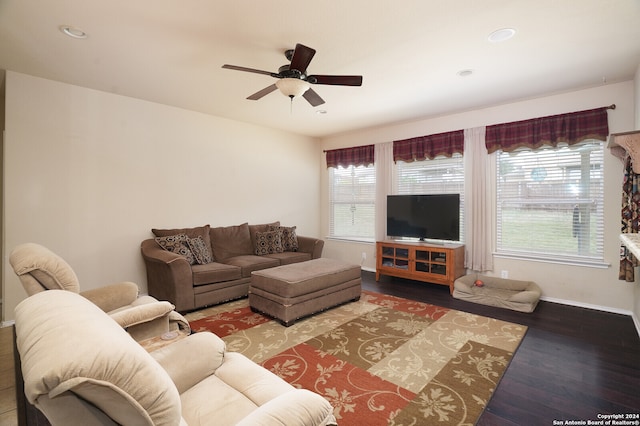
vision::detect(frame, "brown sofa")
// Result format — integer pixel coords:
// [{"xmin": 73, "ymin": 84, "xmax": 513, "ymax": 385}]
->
[{"xmin": 141, "ymin": 222, "xmax": 324, "ymax": 312}]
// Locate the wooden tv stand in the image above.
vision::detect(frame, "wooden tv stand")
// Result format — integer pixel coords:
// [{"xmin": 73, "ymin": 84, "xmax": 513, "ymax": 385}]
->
[{"xmin": 376, "ymin": 240, "xmax": 465, "ymax": 294}]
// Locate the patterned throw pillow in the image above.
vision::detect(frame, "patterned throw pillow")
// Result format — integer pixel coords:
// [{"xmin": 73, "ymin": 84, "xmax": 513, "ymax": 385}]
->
[
  {"xmin": 254, "ymin": 230, "xmax": 284, "ymax": 255},
  {"xmin": 155, "ymin": 234, "xmax": 196, "ymax": 265},
  {"xmin": 269, "ymin": 225, "xmax": 298, "ymax": 252},
  {"xmin": 187, "ymin": 236, "xmax": 214, "ymax": 264}
]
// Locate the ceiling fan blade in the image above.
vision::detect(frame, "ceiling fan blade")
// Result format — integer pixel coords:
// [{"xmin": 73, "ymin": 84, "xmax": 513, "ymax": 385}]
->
[
  {"xmin": 308, "ymin": 75, "xmax": 363, "ymax": 86},
  {"xmin": 222, "ymin": 64, "xmax": 277, "ymax": 77},
  {"xmin": 289, "ymin": 44, "xmax": 316, "ymax": 74},
  {"xmin": 247, "ymin": 84, "xmax": 278, "ymax": 100},
  {"xmin": 303, "ymin": 88, "xmax": 325, "ymax": 107}
]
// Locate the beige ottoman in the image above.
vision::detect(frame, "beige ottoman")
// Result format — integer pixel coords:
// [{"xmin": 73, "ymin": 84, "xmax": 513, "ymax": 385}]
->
[{"xmin": 249, "ymin": 258, "xmax": 362, "ymax": 326}]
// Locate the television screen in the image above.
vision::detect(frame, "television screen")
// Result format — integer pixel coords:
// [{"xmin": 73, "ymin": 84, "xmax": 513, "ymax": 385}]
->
[{"xmin": 386, "ymin": 194, "xmax": 460, "ymax": 241}]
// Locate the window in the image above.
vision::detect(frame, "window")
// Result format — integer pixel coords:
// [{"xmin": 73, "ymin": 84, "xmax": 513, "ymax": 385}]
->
[
  {"xmin": 496, "ymin": 140, "xmax": 604, "ymax": 263},
  {"xmin": 394, "ymin": 153, "xmax": 465, "ymax": 241},
  {"xmin": 329, "ymin": 164, "xmax": 376, "ymax": 240}
]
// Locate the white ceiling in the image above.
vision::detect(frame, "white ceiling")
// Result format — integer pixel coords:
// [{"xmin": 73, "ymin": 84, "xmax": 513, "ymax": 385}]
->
[{"xmin": 1, "ymin": 0, "xmax": 639, "ymax": 138}]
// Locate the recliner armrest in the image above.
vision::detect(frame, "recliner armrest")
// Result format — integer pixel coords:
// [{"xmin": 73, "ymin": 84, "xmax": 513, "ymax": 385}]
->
[
  {"xmin": 80, "ymin": 281, "xmax": 139, "ymax": 312},
  {"xmin": 235, "ymin": 389, "xmax": 336, "ymax": 426},
  {"xmin": 151, "ymin": 332, "xmax": 226, "ymax": 394},
  {"xmin": 108, "ymin": 300, "xmax": 175, "ymax": 328},
  {"xmin": 131, "ymin": 296, "xmax": 191, "ymax": 333}
]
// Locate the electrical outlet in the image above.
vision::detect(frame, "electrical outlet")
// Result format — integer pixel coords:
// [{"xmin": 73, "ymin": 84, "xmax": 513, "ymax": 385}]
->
[{"xmin": 501, "ymin": 270, "xmax": 509, "ymax": 279}]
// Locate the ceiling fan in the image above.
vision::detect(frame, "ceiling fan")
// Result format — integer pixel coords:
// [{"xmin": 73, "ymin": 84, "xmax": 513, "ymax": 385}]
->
[{"xmin": 222, "ymin": 43, "xmax": 363, "ymax": 107}]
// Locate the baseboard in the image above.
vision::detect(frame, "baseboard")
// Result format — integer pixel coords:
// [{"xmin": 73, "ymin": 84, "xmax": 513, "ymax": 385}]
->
[
  {"xmin": 632, "ymin": 312, "xmax": 640, "ymax": 339},
  {"xmin": 541, "ymin": 295, "xmax": 632, "ymax": 315},
  {"xmin": 541, "ymin": 295, "xmax": 640, "ymax": 338},
  {"xmin": 1, "ymin": 319, "xmax": 15, "ymax": 328}
]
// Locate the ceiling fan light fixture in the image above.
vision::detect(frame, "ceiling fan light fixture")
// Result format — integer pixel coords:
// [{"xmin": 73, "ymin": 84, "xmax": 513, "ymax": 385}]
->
[{"xmin": 275, "ymin": 78, "xmax": 310, "ymax": 98}]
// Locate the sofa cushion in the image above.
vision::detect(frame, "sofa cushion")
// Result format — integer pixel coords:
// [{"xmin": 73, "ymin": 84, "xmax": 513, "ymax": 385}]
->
[
  {"xmin": 188, "ymin": 236, "xmax": 214, "ymax": 265},
  {"xmin": 264, "ymin": 251, "xmax": 311, "ymax": 265},
  {"xmin": 223, "ymin": 255, "xmax": 280, "ymax": 278},
  {"xmin": 210, "ymin": 223, "xmax": 253, "ymax": 261},
  {"xmin": 254, "ymin": 231, "xmax": 283, "ymax": 255},
  {"xmin": 191, "ymin": 262, "xmax": 242, "ymax": 286},
  {"xmin": 269, "ymin": 225, "xmax": 299, "ymax": 252},
  {"xmin": 155, "ymin": 234, "xmax": 196, "ymax": 265}
]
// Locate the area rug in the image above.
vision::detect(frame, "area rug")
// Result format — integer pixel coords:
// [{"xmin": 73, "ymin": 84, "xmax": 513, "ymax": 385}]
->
[{"xmin": 186, "ymin": 291, "xmax": 527, "ymax": 425}]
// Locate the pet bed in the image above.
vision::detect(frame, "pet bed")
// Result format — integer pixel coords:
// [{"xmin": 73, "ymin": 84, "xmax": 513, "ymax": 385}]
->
[{"xmin": 453, "ymin": 273, "xmax": 541, "ymax": 313}]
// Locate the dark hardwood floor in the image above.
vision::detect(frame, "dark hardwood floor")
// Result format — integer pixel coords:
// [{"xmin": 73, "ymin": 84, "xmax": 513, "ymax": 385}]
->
[{"xmin": 363, "ymin": 271, "xmax": 640, "ymax": 425}]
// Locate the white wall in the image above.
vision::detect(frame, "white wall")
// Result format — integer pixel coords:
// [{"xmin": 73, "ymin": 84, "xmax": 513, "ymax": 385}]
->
[
  {"xmin": 320, "ymin": 81, "xmax": 638, "ymax": 314},
  {"xmin": 2, "ymin": 71, "xmax": 320, "ymax": 322}
]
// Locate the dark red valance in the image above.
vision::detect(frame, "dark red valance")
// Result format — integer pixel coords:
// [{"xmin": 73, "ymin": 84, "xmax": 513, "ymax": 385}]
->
[
  {"xmin": 325, "ymin": 144, "xmax": 375, "ymax": 168},
  {"xmin": 393, "ymin": 130, "xmax": 464, "ymax": 162},
  {"xmin": 485, "ymin": 107, "xmax": 610, "ymax": 154}
]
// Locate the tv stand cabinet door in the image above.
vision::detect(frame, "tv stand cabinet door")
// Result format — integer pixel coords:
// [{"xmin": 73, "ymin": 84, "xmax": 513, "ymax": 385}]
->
[
  {"xmin": 376, "ymin": 241, "xmax": 465, "ymax": 294},
  {"xmin": 376, "ymin": 241, "xmax": 413, "ymax": 280}
]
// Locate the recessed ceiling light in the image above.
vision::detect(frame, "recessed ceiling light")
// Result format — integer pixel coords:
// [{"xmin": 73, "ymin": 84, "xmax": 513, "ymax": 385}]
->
[
  {"xmin": 457, "ymin": 69, "xmax": 474, "ymax": 77},
  {"xmin": 60, "ymin": 25, "xmax": 88, "ymax": 39},
  {"xmin": 488, "ymin": 28, "xmax": 515, "ymax": 43}
]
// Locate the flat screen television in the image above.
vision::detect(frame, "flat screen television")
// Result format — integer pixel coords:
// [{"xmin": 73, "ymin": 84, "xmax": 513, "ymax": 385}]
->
[{"xmin": 386, "ymin": 194, "xmax": 460, "ymax": 242}]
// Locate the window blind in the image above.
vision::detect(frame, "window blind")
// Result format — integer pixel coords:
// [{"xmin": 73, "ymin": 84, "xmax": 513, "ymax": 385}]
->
[
  {"xmin": 394, "ymin": 154, "xmax": 465, "ymax": 241},
  {"xmin": 496, "ymin": 141, "xmax": 604, "ymax": 262},
  {"xmin": 329, "ymin": 165, "xmax": 376, "ymax": 239}
]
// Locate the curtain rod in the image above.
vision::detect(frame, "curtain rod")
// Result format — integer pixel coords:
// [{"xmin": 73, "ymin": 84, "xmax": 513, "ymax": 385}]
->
[{"xmin": 323, "ymin": 104, "xmax": 617, "ymax": 152}]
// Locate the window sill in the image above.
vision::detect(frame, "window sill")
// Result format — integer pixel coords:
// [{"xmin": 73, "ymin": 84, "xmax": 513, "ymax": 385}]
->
[
  {"xmin": 494, "ymin": 252, "xmax": 610, "ymax": 269},
  {"xmin": 326, "ymin": 236, "xmax": 375, "ymax": 244}
]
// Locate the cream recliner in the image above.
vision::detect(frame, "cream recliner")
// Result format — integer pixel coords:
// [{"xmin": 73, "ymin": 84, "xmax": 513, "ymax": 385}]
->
[
  {"xmin": 10, "ymin": 242, "xmax": 190, "ymax": 341},
  {"xmin": 14, "ymin": 290, "xmax": 337, "ymax": 426}
]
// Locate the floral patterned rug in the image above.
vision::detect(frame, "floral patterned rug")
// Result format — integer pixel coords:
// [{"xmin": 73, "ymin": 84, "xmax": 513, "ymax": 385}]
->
[{"xmin": 186, "ymin": 290, "xmax": 527, "ymax": 425}]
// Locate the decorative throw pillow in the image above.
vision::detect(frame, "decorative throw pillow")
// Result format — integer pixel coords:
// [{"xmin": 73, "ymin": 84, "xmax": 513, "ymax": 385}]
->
[
  {"xmin": 187, "ymin": 236, "xmax": 214, "ymax": 264},
  {"xmin": 269, "ymin": 225, "xmax": 298, "ymax": 252},
  {"xmin": 152, "ymin": 225, "xmax": 211, "ymax": 249},
  {"xmin": 254, "ymin": 230, "xmax": 284, "ymax": 255},
  {"xmin": 249, "ymin": 221, "xmax": 280, "ymax": 250},
  {"xmin": 155, "ymin": 234, "xmax": 196, "ymax": 265}
]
